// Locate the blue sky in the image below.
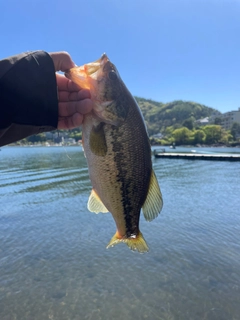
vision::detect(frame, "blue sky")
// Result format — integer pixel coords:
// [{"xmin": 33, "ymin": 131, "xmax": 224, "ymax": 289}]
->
[{"xmin": 1, "ymin": 0, "xmax": 239, "ymax": 113}]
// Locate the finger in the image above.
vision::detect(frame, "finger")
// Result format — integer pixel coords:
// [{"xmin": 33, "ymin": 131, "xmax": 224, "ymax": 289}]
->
[
  {"xmin": 49, "ymin": 51, "xmax": 75, "ymax": 72},
  {"xmin": 56, "ymin": 73, "xmax": 82, "ymax": 91},
  {"xmin": 58, "ymin": 89, "xmax": 91, "ymax": 102},
  {"xmin": 58, "ymin": 99, "xmax": 93, "ymax": 117},
  {"xmin": 58, "ymin": 113, "xmax": 84, "ymax": 130}
]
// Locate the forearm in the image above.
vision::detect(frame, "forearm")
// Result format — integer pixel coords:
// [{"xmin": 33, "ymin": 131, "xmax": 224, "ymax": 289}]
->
[{"xmin": 0, "ymin": 51, "xmax": 58, "ymax": 147}]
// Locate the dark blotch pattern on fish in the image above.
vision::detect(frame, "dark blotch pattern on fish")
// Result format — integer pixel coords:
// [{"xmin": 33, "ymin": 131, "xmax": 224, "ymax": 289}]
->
[{"xmin": 111, "ymin": 125, "xmax": 139, "ymax": 237}]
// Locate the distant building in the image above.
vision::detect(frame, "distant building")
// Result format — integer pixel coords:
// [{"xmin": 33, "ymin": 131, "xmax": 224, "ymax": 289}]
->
[
  {"xmin": 62, "ymin": 138, "xmax": 76, "ymax": 145},
  {"xmin": 221, "ymin": 108, "xmax": 240, "ymax": 130},
  {"xmin": 195, "ymin": 117, "xmax": 209, "ymax": 126},
  {"xmin": 152, "ymin": 133, "xmax": 164, "ymax": 139}
]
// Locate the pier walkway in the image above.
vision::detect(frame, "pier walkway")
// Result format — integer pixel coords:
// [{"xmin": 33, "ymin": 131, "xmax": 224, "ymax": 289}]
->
[{"xmin": 154, "ymin": 152, "xmax": 240, "ymax": 161}]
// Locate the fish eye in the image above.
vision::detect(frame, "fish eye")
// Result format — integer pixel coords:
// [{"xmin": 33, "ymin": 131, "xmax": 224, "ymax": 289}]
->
[{"xmin": 108, "ymin": 71, "xmax": 117, "ymax": 80}]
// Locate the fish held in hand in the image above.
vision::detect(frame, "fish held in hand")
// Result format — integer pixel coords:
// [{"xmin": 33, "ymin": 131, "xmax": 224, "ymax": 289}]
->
[{"xmin": 65, "ymin": 54, "xmax": 163, "ymax": 253}]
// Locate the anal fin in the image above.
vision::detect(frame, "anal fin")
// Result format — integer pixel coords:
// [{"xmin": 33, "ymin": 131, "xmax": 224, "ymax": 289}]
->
[{"xmin": 87, "ymin": 189, "xmax": 108, "ymax": 213}]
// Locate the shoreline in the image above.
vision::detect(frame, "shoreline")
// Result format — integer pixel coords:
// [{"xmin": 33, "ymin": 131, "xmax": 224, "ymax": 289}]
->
[{"xmin": 2, "ymin": 143, "xmax": 240, "ymax": 149}]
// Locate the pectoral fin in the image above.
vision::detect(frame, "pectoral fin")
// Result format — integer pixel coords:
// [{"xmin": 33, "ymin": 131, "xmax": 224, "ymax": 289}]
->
[
  {"xmin": 87, "ymin": 189, "xmax": 108, "ymax": 213},
  {"xmin": 89, "ymin": 122, "xmax": 107, "ymax": 156},
  {"xmin": 142, "ymin": 170, "xmax": 163, "ymax": 222}
]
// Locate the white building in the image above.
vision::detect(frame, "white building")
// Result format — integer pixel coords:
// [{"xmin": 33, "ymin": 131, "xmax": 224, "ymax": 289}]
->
[
  {"xmin": 195, "ymin": 117, "xmax": 209, "ymax": 126},
  {"xmin": 221, "ymin": 108, "xmax": 240, "ymax": 130}
]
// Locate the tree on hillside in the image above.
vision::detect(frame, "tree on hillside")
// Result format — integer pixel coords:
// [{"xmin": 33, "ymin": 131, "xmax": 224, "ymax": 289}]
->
[
  {"xmin": 231, "ymin": 122, "xmax": 240, "ymax": 140},
  {"xmin": 135, "ymin": 97, "xmax": 220, "ymax": 136},
  {"xmin": 193, "ymin": 130, "xmax": 206, "ymax": 144},
  {"xmin": 203, "ymin": 125, "xmax": 222, "ymax": 144},
  {"xmin": 172, "ymin": 127, "xmax": 191, "ymax": 145},
  {"xmin": 182, "ymin": 118, "xmax": 194, "ymax": 130},
  {"xmin": 26, "ymin": 133, "xmax": 46, "ymax": 144},
  {"xmin": 220, "ymin": 131, "xmax": 233, "ymax": 144}
]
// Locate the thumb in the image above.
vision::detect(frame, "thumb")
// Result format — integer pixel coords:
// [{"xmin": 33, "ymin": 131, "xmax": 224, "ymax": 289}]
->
[{"xmin": 49, "ymin": 51, "xmax": 75, "ymax": 72}]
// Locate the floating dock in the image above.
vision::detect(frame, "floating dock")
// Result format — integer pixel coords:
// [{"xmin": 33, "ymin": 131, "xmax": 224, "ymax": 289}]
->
[{"xmin": 154, "ymin": 151, "xmax": 240, "ymax": 162}]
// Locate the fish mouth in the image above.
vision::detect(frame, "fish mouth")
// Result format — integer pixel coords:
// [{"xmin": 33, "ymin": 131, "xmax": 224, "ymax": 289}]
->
[
  {"xmin": 84, "ymin": 53, "xmax": 109, "ymax": 76},
  {"xmin": 64, "ymin": 53, "xmax": 109, "ymax": 89}
]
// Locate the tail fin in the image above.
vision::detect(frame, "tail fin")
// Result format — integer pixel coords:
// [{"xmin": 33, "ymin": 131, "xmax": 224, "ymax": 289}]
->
[{"xmin": 106, "ymin": 231, "xmax": 149, "ymax": 253}]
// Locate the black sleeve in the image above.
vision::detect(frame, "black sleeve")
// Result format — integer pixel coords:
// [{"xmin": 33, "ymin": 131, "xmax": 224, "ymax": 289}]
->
[{"xmin": 0, "ymin": 51, "xmax": 58, "ymax": 147}]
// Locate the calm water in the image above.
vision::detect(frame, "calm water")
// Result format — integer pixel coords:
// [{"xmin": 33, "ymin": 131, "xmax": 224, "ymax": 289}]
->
[{"xmin": 0, "ymin": 146, "xmax": 240, "ymax": 320}]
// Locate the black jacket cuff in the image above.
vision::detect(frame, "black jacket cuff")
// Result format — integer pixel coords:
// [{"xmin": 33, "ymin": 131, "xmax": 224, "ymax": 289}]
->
[{"xmin": 0, "ymin": 51, "xmax": 58, "ymax": 146}]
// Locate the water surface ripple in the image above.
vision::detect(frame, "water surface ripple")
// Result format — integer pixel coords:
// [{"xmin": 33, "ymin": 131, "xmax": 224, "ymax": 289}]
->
[{"xmin": 0, "ymin": 146, "xmax": 240, "ymax": 320}]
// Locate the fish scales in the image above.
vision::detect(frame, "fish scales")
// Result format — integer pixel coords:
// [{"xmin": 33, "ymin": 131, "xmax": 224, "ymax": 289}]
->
[{"xmin": 83, "ymin": 100, "xmax": 152, "ymax": 238}]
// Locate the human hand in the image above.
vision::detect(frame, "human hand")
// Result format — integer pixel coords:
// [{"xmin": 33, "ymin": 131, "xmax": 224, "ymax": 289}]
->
[{"xmin": 49, "ymin": 52, "xmax": 93, "ymax": 129}]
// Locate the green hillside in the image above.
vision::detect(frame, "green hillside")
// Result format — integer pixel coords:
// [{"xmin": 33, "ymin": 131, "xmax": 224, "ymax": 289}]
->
[
  {"xmin": 135, "ymin": 97, "xmax": 220, "ymax": 136},
  {"xmin": 19, "ymin": 97, "xmax": 229, "ymax": 146}
]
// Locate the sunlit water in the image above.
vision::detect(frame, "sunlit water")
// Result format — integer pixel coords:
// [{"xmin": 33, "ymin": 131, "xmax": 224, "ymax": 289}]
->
[{"xmin": 0, "ymin": 146, "xmax": 240, "ymax": 320}]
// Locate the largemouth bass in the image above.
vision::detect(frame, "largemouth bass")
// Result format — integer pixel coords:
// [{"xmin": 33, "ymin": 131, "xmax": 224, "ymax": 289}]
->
[{"xmin": 65, "ymin": 54, "xmax": 163, "ymax": 253}]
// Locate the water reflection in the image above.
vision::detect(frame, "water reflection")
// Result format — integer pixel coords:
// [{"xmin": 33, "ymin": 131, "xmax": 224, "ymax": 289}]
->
[{"xmin": 0, "ymin": 146, "xmax": 240, "ymax": 320}]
